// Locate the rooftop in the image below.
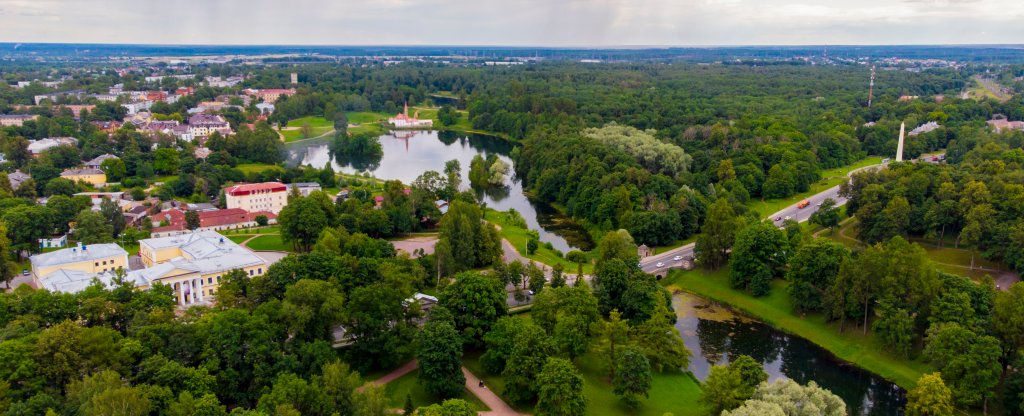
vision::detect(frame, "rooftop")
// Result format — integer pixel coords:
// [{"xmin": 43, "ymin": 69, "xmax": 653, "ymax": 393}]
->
[
  {"xmin": 225, "ymin": 182, "xmax": 287, "ymax": 196},
  {"xmin": 30, "ymin": 243, "xmax": 128, "ymax": 268}
]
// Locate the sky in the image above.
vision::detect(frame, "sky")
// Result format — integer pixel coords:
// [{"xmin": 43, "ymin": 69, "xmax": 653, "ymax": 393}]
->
[{"xmin": 1, "ymin": 0, "xmax": 1023, "ymax": 46}]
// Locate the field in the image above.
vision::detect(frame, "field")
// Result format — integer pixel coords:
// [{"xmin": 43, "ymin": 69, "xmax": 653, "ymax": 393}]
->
[
  {"xmin": 483, "ymin": 208, "xmax": 594, "ymax": 275},
  {"xmin": 382, "ymin": 371, "xmax": 489, "ymax": 411},
  {"xmin": 281, "ymin": 116, "xmax": 335, "ymax": 142},
  {"xmin": 345, "ymin": 111, "xmax": 390, "ymax": 136},
  {"xmin": 235, "ymin": 163, "xmax": 284, "ymax": 174},
  {"xmin": 463, "ymin": 348, "xmax": 703, "ymax": 416},
  {"xmin": 664, "ymin": 267, "xmax": 930, "ymax": 390}
]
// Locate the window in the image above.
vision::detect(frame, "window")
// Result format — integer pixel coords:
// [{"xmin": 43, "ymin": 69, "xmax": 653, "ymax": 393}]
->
[
  {"xmin": 207, "ymin": 277, "xmax": 213, "ymax": 284},
  {"xmin": 257, "ymin": 268, "xmax": 262, "ymax": 274},
  {"xmin": 249, "ymin": 270, "xmax": 254, "ymax": 276},
  {"xmin": 95, "ymin": 262, "xmax": 99, "ymax": 267}
]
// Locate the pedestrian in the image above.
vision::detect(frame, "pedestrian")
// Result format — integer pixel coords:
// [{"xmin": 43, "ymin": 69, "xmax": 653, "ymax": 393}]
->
[{"xmin": 479, "ymin": 380, "xmax": 485, "ymax": 388}]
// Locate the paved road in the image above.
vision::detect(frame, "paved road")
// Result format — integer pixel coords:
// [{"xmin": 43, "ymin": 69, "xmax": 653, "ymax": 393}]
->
[{"xmin": 639, "ymin": 163, "xmax": 886, "ymax": 276}]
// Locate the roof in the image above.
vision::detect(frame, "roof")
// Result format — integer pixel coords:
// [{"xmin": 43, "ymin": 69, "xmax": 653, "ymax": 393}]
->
[
  {"xmin": 30, "ymin": 243, "xmax": 127, "ymax": 268},
  {"xmin": 85, "ymin": 153, "xmax": 119, "ymax": 166},
  {"xmin": 290, "ymin": 182, "xmax": 321, "ymax": 189},
  {"xmin": 37, "ymin": 269, "xmax": 117, "ymax": 293},
  {"xmin": 137, "ymin": 231, "xmax": 267, "ymax": 278},
  {"xmin": 225, "ymin": 182, "xmax": 287, "ymax": 196},
  {"xmin": 62, "ymin": 168, "xmax": 104, "ymax": 176}
]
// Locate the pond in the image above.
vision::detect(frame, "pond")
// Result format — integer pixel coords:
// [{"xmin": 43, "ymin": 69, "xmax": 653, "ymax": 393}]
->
[
  {"xmin": 285, "ymin": 130, "xmax": 594, "ymax": 252},
  {"xmin": 674, "ymin": 292, "xmax": 906, "ymax": 415}
]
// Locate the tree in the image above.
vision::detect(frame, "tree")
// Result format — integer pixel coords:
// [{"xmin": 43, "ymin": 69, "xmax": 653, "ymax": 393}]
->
[
  {"xmin": 787, "ymin": 238, "xmax": 849, "ymax": 313},
  {"xmin": 481, "ymin": 317, "xmax": 534, "ymax": 375},
  {"xmin": 438, "ymin": 272, "xmax": 507, "ymax": 346},
  {"xmin": 417, "ymin": 399, "xmax": 475, "ymax": 416},
  {"xmin": 565, "ymin": 250, "xmax": 587, "ymax": 277},
  {"xmin": 99, "ymin": 197, "xmax": 126, "ymax": 238},
  {"xmin": 726, "ymin": 379, "xmax": 846, "ymax": 416},
  {"xmin": 279, "ymin": 195, "xmax": 331, "ymax": 252},
  {"xmin": 699, "ymin": 355, "xmax": 767, "ymax": 416},
  {"xmin": 695, "ymin": 198, "xmax": 741, "ymax": 269},
  {"xmin": 153, "ymin": 148, "xmax": 180, "ymax": 175},
  {"xmin": 924, "ymin": 323, "xmax": 1001, "ymax": 410},
  {"xmin": 437, "ymin": 106, "xmax": 459, "ymax": 127},
  {"xmin": 906, "ymin": 373, "xmax": 955, "ymax": 416},
  {"xmin": 594, "ymin": 310, "xmax": 631, "ymax": 380},
  {"xmin": 185, "ymin": 210, "xmax": 201, "ymax": 230},
  {"xmin": 435, "ymin": 200, "xmax": 501, "ymax": 275},
  {"xmin": 74, "ymin": 210, "xmax": 114, "ymax": 244},
  {"xmin": 255, "ymin": 215, "xmax": 269, "ymax": 227},
  {"xmin": 995, "ymin": 283, "xmax": 1024, "ymax": 353},
  {"xmin": 809, "ymin": 197, "xmax": 841, "ymax": 231},
  {"xmin": 535, "ymin": 358, "xmax": 587, "ymax": 416},
  {"xmin": 503, "ymin": 324, "xmax": 556, "ymax": 404},
  {"xmin": 281, "ymin": 279, "xmax": 346, "ymax": 341},
  {"xmin": 871, "ymin": 299, "xmax": 914, "ymax": 357},
  {"xmin": 632, "ymin": 301, "xmax": 690, "ymax": 372},
  {"xmin": 301, "ymin": 122, "xmax": 313, "ymax": 139},
  {"xmin": 417, "ymin": 312, "xmax": 465, "ymax": 399},
  {"xmin": 0, "ymin": 224, "xmax": 16, "ymax": 289},
  {"xmin": 100, "ymin": 158, "xmax": 127, "ymax": 183},
  {"xmin": 729, "ymin": 221, "xmax": 788, "ymax": 296},
  {"xmin": 613, "ymin": 347, "xmax": 652, "ymax": 408}
]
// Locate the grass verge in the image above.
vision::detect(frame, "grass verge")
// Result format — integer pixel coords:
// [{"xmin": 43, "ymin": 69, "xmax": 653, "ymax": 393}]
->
[
  {"xmin": 663, "ymin": 267, "xmax": 929, "ymax": 390},
  {"xmin": 382, "ymin": 371, "xmax": 489, "ymax": 411},
  {"xmin": 483, "ymin": 208, "xmax": 594, "ymax": 275},
  {"xmin": 746, "ymin": 156, "xmax": 882, "ymax": 218},
  {"xmin": 245, "ymin": 234, "xmax": 291, "ymax": 252}
]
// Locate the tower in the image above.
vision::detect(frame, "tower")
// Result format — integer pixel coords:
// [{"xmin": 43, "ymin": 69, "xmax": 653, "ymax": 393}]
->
[
  {"xmin": 868, "ymin": 65, "xmax": 876, "ymax": 107},
  {"xmin": 896, "ymin": 122, "xmax": 905, "ymax": 162},
  {"xmin": 290, "ymin": 72, "xmax": 298, "ymax": 85}
]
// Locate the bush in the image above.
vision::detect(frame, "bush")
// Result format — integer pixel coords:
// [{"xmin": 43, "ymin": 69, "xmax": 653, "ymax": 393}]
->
[{"xmin": 255, "ymin": 215, "xmax": 269, "ymax": 226}]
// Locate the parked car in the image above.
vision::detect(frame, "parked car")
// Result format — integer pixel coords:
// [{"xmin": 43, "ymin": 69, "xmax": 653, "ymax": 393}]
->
[
  {"xmin": 673, "ymin": 255, "xmax": 683, "ymax": 261},
  {"xmin": 21, "ymin": 269, "xmax": 28, "ymax": 276}
]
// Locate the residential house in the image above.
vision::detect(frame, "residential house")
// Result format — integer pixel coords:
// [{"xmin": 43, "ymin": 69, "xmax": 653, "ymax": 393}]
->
[
  {"xmin": 38, "ymin": 234, "xmax": 68, "ymax": 249},
  {"xmin": 188, "ymin": 114, "xmax": 232, "ymax": 138},
  {"xmin": 245, "ymin": 88, "xmax": 296, "ymax": 104},
  {"xmin": 8, "ymin": 170, "xmax": 30, "ymax": 190},
  {"xmin": 150, "ymin": 208, "xmax": 277, "ymax": 237},
  {"xmin": 91, "ymin": 120, "xmax": 122, "ymax": 134},
  {"xmin": 85, "ymin": 154, "xmax": 119, "ymax": 169},
  {"xmin": 988, "ymin": 116, "xmax": 1024, "ymax": 133},
  {"xmin": 61, "ymin": 168, "xmax": 106, "ymax": 186}
]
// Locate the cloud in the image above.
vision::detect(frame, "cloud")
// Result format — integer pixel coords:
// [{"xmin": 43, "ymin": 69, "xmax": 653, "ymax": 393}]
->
[{"xmin": 0, "ymin": 0, "xmax": 1022, "ymax": 45}]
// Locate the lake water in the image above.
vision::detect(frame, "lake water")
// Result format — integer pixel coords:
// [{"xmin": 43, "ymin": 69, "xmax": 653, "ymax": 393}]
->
[
  {"xmin": 674, "ymin": 292, "xmax": 906, "ymax": 415},
  {"xmin": 285, "ymin": 130, "xmax": 594, "ymax": 252}
]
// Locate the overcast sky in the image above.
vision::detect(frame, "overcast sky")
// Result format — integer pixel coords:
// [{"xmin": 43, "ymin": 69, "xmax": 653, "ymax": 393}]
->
[{"xmin": 1, "ymin": 0, "xmax": 1023, "ymax": 46}]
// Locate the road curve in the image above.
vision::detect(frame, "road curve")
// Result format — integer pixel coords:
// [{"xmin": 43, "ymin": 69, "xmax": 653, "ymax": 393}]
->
[{"xmin": 639, "ymin": 163, "xmax": 886, "ymax": 275}]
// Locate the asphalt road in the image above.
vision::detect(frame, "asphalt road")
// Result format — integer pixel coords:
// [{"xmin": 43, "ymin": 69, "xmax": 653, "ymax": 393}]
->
[{"xmin": 639, "ymin": 163, "xmax": 886, "ymax": 276}]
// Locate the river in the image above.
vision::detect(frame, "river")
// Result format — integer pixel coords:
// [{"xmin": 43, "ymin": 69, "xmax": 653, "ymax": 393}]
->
[
  {"xmin": 284, "ymin": 130, "xmax": 594, "ymax": 252},
  {"xmin": 674, "ymin": 292, "xmax": 906, "ymax": 415}
]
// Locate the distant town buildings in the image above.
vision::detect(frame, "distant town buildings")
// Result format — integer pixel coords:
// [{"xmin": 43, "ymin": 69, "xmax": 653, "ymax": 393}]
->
[
  {"xmin": 188, "ymin": 114, "xmax": 232, "ymax": 138},
  {"xmin": 988, "ymin": 115, "xmax": 1024, "ymax": 133},
  {"xmin": 908, "ymin": 121, "xmax": 941, "ymax": 137},
  {"xmin": 224, "ymin": 182, "xmax": 289, "ymax": 214},
  {"xmin": 85, "ymin": 154, "xmax": 119, "ymax": 169},
  {"xmin": 245, "ymin": 88, "xmax": 296, "ymax": 104},
  {"xmin": 27, "ymin": 137, "xmax": 78, "ymax": 157},
  {"xmin": 0, "ymin": 114, "xmax": 38, "ymax": 127}
]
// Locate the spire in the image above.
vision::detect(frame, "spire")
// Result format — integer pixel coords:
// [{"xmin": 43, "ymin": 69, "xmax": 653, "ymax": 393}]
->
[
  {"xmin": 896, "ymin": 122, "xmax": 905, "ymax": 162},
  {"xmin": 404, "ymin": 101, "xmax": 408, "ymax": 117}
]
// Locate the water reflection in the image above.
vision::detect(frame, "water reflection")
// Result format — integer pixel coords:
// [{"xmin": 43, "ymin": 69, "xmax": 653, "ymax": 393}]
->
[
  {"xmin": 674, "ymin": 292, "xmax": 906, "ymax": 415},
  {"xmin": 285, "ymin": 130, "xmax": 594, "ymax": 252}
]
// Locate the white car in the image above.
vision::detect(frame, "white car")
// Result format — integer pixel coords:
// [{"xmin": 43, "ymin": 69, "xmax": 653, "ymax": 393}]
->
[
  {"xmin": 784, "ymin": 216, "xmax": 792, "ymax": 221},
  {"xmin": 656, "ymin": 262, "xmax": 665, "ymax": 268},
  {"xmin": 672, "ymin": 255, "xmax": 683, "ymax": 261}
]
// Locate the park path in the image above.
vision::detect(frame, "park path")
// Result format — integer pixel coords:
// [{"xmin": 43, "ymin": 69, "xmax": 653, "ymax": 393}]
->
[
  {"xmin": 370, "ymin": 359, "xmax": 419, "ymax": 387},
  {"xmin": 461, "ymin": 367, "xmax": 526, "ymax": 416}
]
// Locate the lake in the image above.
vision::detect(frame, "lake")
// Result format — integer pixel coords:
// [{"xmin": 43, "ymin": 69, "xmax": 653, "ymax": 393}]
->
[
  {"xmin": 285, "ymin": 130, "xmax": 594, "ymax": 252},
  {"xmin": 674, "ymin": 292, "xmax": 906, "ymax": 415}
]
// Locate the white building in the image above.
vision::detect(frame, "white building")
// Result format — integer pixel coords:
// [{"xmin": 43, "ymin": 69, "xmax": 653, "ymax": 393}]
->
[
  {"xmin": 224, "ymin": 182, "xmax": 289, "ymax": 214},
  {"xmin": 289, "ymin": 182, "xmax": 322, "ymax": 197},
  {"xmin": 27, "ymin": 137, "xmax": 78, "ymax": 156},
  {"xmin": 388, "ymin": 103, "xmax": 433, "ymax": 128},
  {"xmin": 133, "ymin": 231, "xmax": 269, "ymax": 306}
]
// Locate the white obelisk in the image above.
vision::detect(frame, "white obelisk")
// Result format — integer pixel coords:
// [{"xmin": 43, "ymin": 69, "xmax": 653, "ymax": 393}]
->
[{"xmin": 896, "ymin": 122, "xmax": 905, "ymax": 162}]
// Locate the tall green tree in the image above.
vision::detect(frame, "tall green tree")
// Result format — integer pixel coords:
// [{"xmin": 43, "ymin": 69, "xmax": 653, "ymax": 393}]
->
[
  {"xmin": 438, "ymin": 272, "xmax": 507, "ymax": 346},
  {"xmin": 906, "ymin": 373, "xmax": 955, "ymax": 416},
  {"xmin": 613, "ymin": 346, "xmax": 652, "ymax": 408},
  {"xmin": 416, "ymin": 311, "xmax": 466, "ymax": 399},
  {"xmin": 535, "ymin": 358, "xmax": 587, "ymax": 416},
  {"xmin": 696, "ymin": 198, "xmax": 741, "ymax": 269},
  {"xmin": 729, "ymin": 221, "xmax": 788, "ymax": 296}
]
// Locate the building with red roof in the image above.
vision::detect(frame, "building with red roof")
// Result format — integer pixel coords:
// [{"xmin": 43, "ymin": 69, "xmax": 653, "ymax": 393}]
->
[
  {"xmin": 150, "ymin": 208, "xmax": 277, "ymax": 237},
  {"xmin": 224, "ymin": 182, "xmax": 289, "ymax": 214}
]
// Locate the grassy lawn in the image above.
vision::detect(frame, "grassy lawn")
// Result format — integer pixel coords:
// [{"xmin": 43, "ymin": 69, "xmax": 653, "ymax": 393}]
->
[
  {"xmin": 463, "ymin": 349, "xmax": 702, "ymax": 416},
  {"xmin": 383, "ymin": 371, "xmax": 489, "ymax": 412},
  {"xmin": 346, "ymin": 111, "xmax": 390, "ymax": 124},
  {"xmin": 484, "ymin": 208, "xmax": 594, "ymax": 275},
  {"xmin": 227, "ymin": 235, "xmax": 254, "ymax": 245},
  {"xmin": 245, "ymin": 234, "xmax": 291, "ymax": 252},
  {"xmin": 280, "ymin": 117, "xmax": 335, "ymax": 142},
  {"xmin": 746, "ymin": 156, "xmax": 882, "ymax": 218},
  {"xmin": 664, "ymin": 267, "xmax": 930, "ymax": 390},
  {"xmin": 235, "ymin": 163, "xmax": 284, "ymax": 174}
]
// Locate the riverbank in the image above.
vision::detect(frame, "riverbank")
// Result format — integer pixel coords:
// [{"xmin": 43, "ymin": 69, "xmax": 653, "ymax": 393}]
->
[{"xmin": 663, "ymin": 267, "xmax": 930, "ymax": 390}]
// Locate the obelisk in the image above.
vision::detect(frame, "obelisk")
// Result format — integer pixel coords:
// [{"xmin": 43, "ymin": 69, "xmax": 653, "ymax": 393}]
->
[{"xmin": 896, "ymin": 122, "xmax": 905, "ymax": 162}]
